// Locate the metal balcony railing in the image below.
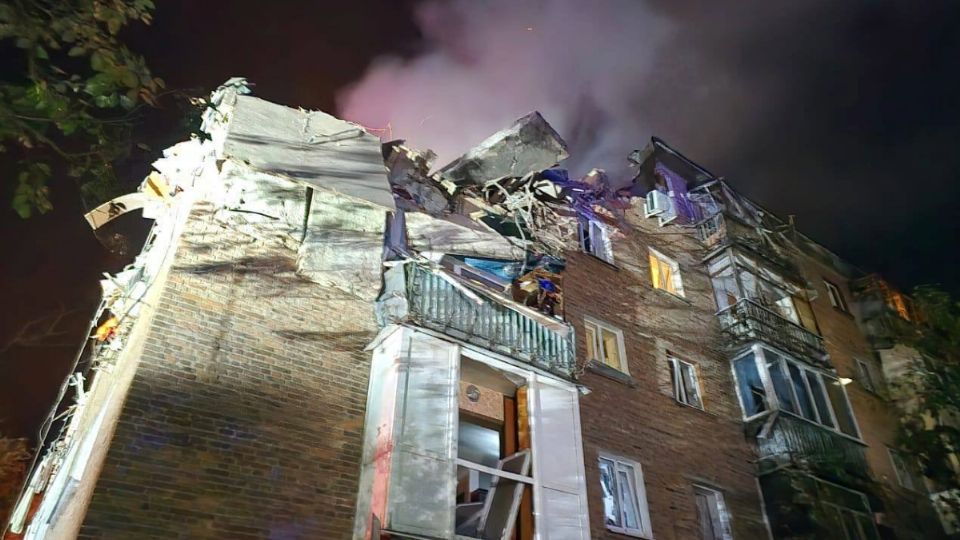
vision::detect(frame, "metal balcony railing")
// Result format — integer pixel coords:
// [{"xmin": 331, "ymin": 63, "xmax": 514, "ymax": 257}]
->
[
  {"xmin": 718, "ymin": 298, "xmax": 828, "ymax": 364},
  {"xmin": 405, "ymin": 265, "xmax": 576, "ymax": 377},
  {"xmin": 695, "ymin": 212, "xmax": 727, "ymax": 249},
  {"xmin": 757, "ymin": 413, "xmax": 869, "ymax": 479}
]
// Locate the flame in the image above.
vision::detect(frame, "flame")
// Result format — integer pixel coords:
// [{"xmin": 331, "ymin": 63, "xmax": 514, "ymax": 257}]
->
[{"xmin": 95, "ymin": 316, "xmax": 119, "ymax": 341}]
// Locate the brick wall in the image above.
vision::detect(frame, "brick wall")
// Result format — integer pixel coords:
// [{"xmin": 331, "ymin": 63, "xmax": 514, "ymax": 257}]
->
[
  {"xmin": 801, "ymin": 257, "xmax": 943, "ymax": 538},
  {"xmin": 565, "ymin": 210, "xmax": 769, "ymax": 540},
  {"xmin": 79, "ymin": 193, "xmax": 379, "ymax": 538}
]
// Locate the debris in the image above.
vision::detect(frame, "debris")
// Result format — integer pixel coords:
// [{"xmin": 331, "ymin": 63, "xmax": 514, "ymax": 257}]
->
[
  {"xmin": 222, "ymin": 95, "xmax": 394, "ymax": 210},
  {"xmin": 437, "ymin": 112, "xmax": 569, "ymax": 186}
]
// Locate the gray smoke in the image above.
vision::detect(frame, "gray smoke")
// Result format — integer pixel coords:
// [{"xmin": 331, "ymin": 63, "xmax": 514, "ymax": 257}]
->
[{"xmin": 337, "ymin": 0, "xmax": 818, "ymax": 179}]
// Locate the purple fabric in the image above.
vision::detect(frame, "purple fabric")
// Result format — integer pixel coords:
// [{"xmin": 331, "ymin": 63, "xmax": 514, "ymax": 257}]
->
[{"xmin": 655, "ymin": 162, "xmax": 701, "ymax": 222}]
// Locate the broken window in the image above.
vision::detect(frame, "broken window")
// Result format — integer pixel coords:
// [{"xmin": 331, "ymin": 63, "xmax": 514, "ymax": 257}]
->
[
  {"xmin": 580, "ymin": 219, "xmax": 614, "ymax": 264},
  {"xmin": 694, "ymin": 485, "xmax": 733, "ymax": 540},
  {"xmin": 824, "ymin": 279, "xmax": 850, "ymax": 313},
  {"xmin": 669, "ymin": 357, "xmax": 703, "ymax": 409},
  {"xmin": 733, "ymin": 352, "xmax": 767, "ymax": 418},
  {"xmin": 354, "ymin": 328, "xmax": 590, "ymax": 540},
  {"xmin": 649, "ymin": 248, "xmax": 684, "ymax": 297},
  {"xmin": 708, "ymin": 253, "xmax": 819, "ymax": 333},
  {"xmin": 599, "ymin": 453, "xmax": 653, "ymax": 538},
  {"xmin": 584, "ymin": 318, "xmax": 627, "ymax": 372},
  {"xmin": 855, "ymin": 359, "xmax": 878, "ymax": 393},
  {"xmin": 731, "ymin": 346, "xmax": 861, "ymax": 438},
  {"xmin": 888, "ymin": 448, "xmax": 926, "ymax": 493}
]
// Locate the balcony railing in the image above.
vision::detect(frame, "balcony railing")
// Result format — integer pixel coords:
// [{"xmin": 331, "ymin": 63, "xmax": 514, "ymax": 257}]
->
[
  {"xmin": 394, "ymin": 265, "xmax": 576, "ymax": 377},
  {"xmin": 718, "ymin": 298, "xmax": 828, "ymax": 364},
  {"xmin": 695, "ymin": 212, "xmax": 727, "ymax": 249},
  {"xmin": 757, "ymin": 413, "xmax": 869, "ymax": 480}
]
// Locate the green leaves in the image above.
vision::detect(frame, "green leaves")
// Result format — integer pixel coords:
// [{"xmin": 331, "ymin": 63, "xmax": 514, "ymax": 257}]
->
[
  {"xmin": 12, "ymin": 162, "xmax": 52, "ymax": 218},
  {"xmin": 0, "ymin": 0, "xmax": 164, "ymax": 217}
]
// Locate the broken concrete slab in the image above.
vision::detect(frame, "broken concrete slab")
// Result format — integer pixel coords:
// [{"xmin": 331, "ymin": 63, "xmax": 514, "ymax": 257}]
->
[
  {"xmin": 437, "ymin": 112, "xmax": 569, "ymax": 186},
  {"xmin": 223, "ymin": 95, "xmax": 394, "ymax": 210}
]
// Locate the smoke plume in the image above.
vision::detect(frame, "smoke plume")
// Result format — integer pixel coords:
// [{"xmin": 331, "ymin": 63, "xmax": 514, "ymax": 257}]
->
[{"xmin": 337, "ymin": 0, "xmax": 807, "ymax": 179}]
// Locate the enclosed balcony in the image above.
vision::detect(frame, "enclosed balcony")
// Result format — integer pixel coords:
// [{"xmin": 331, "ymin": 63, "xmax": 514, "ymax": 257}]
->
[
  {"xmin": 719, "ymin": 298, "xmax": 828, "ymax": 364},
  {"xmin": 378, "ymin": 263, "xmax": 576, "ymax": 378}
]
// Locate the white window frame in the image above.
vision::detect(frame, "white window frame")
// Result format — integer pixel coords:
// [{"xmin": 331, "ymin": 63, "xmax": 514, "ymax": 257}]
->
[
  {"xmin": 887, "ymin": 447, "xmax": 924, "ymax": 493},
  {"xmin": 598, "ymin": 452, "xmax": 653, "ymax": 539},
  {"xmin": 693, "ymin": 484, "xmax": 733, "ymax": 540},
  {"xmin": 669, "ymin": 357, "xmax": 704, "ymax": 410},
  {"xmin": 855, "ymin": 359, "xmax": 877, "ymax": 393},
  {"xmin": 649, "ymin": 247, "xmax": 685, "ymax": 297},
  {"xmin": 579, "ymin": 219, "xmax": 614, "ymax": 264},
  {"xmin": 584, "ymin": 317, "xmax": 628, "ymax": 373},
  {"xmin": 824, "ymin": 279, "xmax": 849, "ymax": 313},
  {"xmin": 730, "ymin": 344, "xmax": 863, "ymax": 441}
]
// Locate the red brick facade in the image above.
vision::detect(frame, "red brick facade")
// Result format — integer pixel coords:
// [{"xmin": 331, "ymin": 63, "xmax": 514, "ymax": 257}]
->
[{"xmin": 564, "ymin": 209, "xmax": 770, "ymax": 539}]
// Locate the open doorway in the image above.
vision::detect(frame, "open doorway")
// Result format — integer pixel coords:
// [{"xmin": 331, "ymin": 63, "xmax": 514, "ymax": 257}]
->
[{"xmin": 456, "ymin": 356, "xmax": 534, "ymax": 540}]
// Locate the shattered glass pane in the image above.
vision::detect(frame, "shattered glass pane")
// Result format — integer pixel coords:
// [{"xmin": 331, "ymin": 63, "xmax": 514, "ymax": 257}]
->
[{"xmin": 599, "ymin": 458, "xmax": 622, "ymax": 528}]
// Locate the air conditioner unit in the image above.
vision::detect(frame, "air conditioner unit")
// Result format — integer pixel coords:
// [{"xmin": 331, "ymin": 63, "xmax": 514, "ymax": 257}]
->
[
  {"xmin": 645, "ymin": 191, "xmax": 678, "ymax": 226},
  {"xmin": 644, "ymin": 190, "xmax": 670, "ymax": 217}
]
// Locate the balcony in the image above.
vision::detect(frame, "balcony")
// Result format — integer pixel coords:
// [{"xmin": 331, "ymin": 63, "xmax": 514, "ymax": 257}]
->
[
  {"xmin": 718, "ymin": 298, "xmax": 828, "ymax": 364},
  {"xmin": 379, "ymin": 264, "xmax": 576, "ymax": 378},
  {"xmin": 756, "ymin": 413, "xmax": 869, "ymax": 480}
]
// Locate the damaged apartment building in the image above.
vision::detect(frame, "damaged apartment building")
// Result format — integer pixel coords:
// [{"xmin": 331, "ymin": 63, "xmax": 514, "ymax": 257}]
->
[{"xmin": 3, "ymin": 79, "xmax": 951, "ymax": 540}]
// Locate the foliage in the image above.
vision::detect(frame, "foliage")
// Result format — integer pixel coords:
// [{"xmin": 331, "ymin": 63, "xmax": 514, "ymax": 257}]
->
[
  {"xmin": 0, "ymin": 436, "xmax": 30, "ymax": 527},
  {"xmin": 896, "ymin": 285, "xmax": 960, "ymax": 488},
  {"xmin": 0, "ymin": 0, "xmax": 163, "ymax": 217}
]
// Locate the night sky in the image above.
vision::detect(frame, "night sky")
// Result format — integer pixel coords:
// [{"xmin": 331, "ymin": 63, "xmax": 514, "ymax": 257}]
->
[{"xmin": 2, "ymin": 0, "xmax": 959, "ymax": 440}]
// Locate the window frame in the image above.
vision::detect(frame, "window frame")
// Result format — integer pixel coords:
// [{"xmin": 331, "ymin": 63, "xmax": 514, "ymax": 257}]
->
[
  {"xmin": 693, "ymin": 484, "xmax": 733, "ymax": 540},
  {"xmin": 584, "ymin": 317, "xmax": 629, "ymax": 374},
  {"xmin": 887, "ymin": 447, "xmax": 925, "ymax": 493},
  {"xmin": 580, "ymin": 218, "xmax": 614, "ymax": 264},
  {"xmin": 824, "ymin": 279, "xmax": 850, "ymax": 313},
  {"xmin": 598, "ymin": 452, "xmax": 653, "ymax": 539},
  {"xmin": 730, "ymin": 344, "xmax": 862, "ymax": 441},
  {"xmin": 855, "ymin": 359, "xmax": 878, "ymax": 394},
  {"xmin": 649, "ymin": 247, "xmax": 685, "ymax": 298},
  {"xmin": 669, "ymin": 357, "xmax": 704, "ymax": 410}
]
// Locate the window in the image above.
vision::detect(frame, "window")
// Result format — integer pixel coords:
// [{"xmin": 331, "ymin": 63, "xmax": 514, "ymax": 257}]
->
[
  {"xmin": 669, "ymin": 358, "xmax": 703, "ymax": 409},
  {"xmin": 599, "ymin": 454, "xmax": 652, "ymax": 538},
  {"xmin": 824, "ymin": 279, "xmax": 849, "ymax": 313},
  {"xmin": 888, "ymin": 448, "xmax": 926, "ymax": 492},
  {"xmin": 356, "ymin": 328, "xmax": 591, "ymax": 540},
  {"xmin": 649, "ymin": 248, "xmax": 684, "ymax": 297},
  {"xmin": 585, "ymin": 318, "xmax": 627, "ymax": 373},
  {"xmin": 815, "ymin": 478, "xmax": 881, "ymax": 540},
  {"xmin": 707, "ymin": 253, "xmax": 820, "ymax": 334},
  {"xmin": 731, "ymin": 346, "xmax": 861, "ymax": 439},
  {"xmin": 580, "ymin": 219, "xmax": 614, "ymax": 264},
  {"xmin": 733, "ymin": 352, "xmax": 767, "ymax": 418},
  {"xmin": 856, "ymin": 360, "xmax": 877, "ymax": 393},
  {"xmin": 694, "ymin": 485, "xmax": 733, "ymax": 540}
]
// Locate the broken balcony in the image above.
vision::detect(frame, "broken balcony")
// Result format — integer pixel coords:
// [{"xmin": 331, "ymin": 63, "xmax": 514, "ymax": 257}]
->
[
  {"xmin": 378, "ymin": 264, "xmax": 576, "ymax": 378},
  {"xmin": 719, "ymin": 298, "xmax": 828, "ymax": 365}
]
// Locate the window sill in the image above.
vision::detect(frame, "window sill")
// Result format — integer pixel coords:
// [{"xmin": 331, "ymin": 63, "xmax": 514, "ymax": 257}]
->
[
  {"xmin": 585, "ymin": 360, "xmax": 637, "ymax": 387},
  {"xmin": 583, "ymin": 251, "xmax": 620, "ymax": 270},
  {"xmin": 832, "ymin": 306, "xmax": 855, "ymax": 319},
  {"xmin": 604, "ymin": 526, "xmax": 652, "ymax": 539},
  {"xmin": 652, "ymin": 287, "xmax": 691, "ymax": 305}
]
